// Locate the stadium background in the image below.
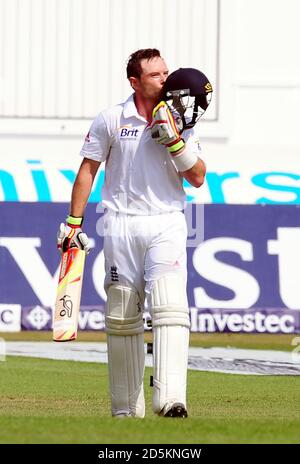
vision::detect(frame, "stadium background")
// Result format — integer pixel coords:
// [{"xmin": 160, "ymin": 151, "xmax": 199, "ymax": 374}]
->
[{"xmin": 1, "ymin": 0, "xmax": 300, "ymax": 335}]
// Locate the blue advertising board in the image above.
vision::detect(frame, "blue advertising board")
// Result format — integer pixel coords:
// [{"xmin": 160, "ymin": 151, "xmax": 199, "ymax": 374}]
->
[{"xmin": 1, "ymin": 203, "xmax": 300, "ymax": 333}]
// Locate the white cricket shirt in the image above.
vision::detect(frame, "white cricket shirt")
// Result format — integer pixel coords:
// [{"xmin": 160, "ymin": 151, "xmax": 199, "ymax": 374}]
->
[{"xmin": 80, "ymin": 94, "xmax": 203, "ymax": 215}]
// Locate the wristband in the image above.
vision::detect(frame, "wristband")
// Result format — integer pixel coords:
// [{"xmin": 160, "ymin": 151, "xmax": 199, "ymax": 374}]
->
[
  {"xmin": 167, "ymin": 139, "xmax": 185, "ymax": 155},
  {"xmin": 171, "ymin": 148, "xmax": 198, "ymax": 172},
  {"xmin": 66, "ymin": 215, "xmax": 83, "ymax": 226}
]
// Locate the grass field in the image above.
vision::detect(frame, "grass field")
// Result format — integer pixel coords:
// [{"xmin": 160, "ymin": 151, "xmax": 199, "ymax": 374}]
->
[
  {"xmin": 1, "ymin": 330, "xmax": 297, "ymax": 351},
  {"xmin": 0, "ymin": 332, "xmax": 299, "ymax": 444}
]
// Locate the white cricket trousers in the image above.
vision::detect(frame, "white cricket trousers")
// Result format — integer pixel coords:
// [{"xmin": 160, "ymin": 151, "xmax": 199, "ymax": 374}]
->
[{"xmin": 103, "ymin": 210, "xmax": 188, "ymax": 301}]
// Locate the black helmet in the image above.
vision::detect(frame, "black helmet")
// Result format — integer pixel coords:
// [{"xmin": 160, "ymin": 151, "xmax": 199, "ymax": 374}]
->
[{"xmin": 163, "ymin": 67, "xmax": 213, "ymax": 132}]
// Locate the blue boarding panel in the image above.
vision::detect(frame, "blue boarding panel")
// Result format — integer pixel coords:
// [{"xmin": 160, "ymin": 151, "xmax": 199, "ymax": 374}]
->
[{"xmin": 0, "ymin": 203, "xmax": 300, "ymax": 333}]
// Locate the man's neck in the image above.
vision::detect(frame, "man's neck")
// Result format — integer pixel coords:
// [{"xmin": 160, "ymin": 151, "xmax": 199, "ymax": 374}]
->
[{"xmin": 134, "ymin": 93, "xmax": 158, "ymax": 124}]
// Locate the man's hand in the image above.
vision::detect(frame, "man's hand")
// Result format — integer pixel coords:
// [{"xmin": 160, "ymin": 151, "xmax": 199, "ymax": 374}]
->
[
  {"xmin": 151, "ymin": 101, "xmax": 199, "ymax": 173},
  {"xmin": 57, "ymin": 216, "xmax": 91, "ymax": 255},
  {"xmin": 150, "ymin": 101, "xmax": 185, "ymax": 155}
]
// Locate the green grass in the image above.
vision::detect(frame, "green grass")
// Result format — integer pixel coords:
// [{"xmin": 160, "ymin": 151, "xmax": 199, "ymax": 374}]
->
[
  {"xmin": 1, "ymin": 331, "xmax": 297, "ymax": 351},
  {"xmin": 0, "ymin": 356, "xmax": 299, "ymax": 444}
]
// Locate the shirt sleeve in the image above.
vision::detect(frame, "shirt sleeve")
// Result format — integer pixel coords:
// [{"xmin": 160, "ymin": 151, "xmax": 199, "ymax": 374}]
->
[{"xmin": 80, "ymin": 112, "xmax": 110, "ymax": 162}]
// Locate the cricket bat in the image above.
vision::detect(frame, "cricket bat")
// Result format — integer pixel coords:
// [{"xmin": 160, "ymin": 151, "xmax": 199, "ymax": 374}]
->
[{"xmin": 53, "ymin": 247, "xmax": 86, "ymax": 342}]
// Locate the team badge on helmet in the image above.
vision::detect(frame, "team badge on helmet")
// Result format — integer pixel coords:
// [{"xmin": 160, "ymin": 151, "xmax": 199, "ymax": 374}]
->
[{"xmin": 162, "ymin": 68, "xmax": 213, "ymax": 132}]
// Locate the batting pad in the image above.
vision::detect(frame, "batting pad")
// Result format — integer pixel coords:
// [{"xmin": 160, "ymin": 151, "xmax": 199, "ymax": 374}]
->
[
  {"xmin": 106, "ymin": 284, "xmax": 144, "ymax": 336},
  {"xmin": 105, "ymin": 285, "xmax": 145, "ymax": 417},
  {"xmin": 149, "ymin": 273, "xmax": 190, "ymax": 415}
]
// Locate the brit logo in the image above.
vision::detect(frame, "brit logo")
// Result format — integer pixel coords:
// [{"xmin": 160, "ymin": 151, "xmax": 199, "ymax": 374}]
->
[{"xmin": 119, "ymin": 127, "xmax": 139, "ymax": 139}]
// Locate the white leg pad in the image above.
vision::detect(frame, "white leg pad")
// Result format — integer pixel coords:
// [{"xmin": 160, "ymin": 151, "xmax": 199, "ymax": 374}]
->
[
  {"xmin": 106, "ymin": 285, "xmax": 145, "ymax": 418},
  {"xmin": 149, "ymin": 273, "xmax": 190, "ymax": 415}
]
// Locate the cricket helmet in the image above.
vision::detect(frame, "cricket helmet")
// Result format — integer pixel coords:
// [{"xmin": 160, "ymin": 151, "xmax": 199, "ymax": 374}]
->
[{"xmin": 163, "ymin": 67, "xmax": 213, "ymax": 132}]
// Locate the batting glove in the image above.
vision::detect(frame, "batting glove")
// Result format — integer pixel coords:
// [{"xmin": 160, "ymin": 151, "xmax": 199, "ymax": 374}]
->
[
  {"xmin": 151, "ymin": 101, "xmax": 185, "ymax": 155},
  {"xmin": 57, "ymin": 215, "xmax": 91, "ymax": 255}
]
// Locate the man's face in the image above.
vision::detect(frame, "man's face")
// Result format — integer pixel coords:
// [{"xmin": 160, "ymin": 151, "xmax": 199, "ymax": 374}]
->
[{"xmin": 131, "ymin": 57, "xmax": 169, "ymax": 100}]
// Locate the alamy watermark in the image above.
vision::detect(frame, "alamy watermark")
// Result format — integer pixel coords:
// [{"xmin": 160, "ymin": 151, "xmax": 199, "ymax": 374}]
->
[{"xmin": 94, "ymin": 197, "xmax": 205, "ymax": 248}]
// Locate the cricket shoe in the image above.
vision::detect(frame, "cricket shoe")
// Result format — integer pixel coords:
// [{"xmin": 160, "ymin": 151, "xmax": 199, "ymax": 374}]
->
[{"xmin": 163, "ymin": 403, "xmax": 188, "ymax": 418}]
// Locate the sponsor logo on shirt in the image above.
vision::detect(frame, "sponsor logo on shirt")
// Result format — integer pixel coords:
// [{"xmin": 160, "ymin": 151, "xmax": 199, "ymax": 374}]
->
[{"xmin": 118, "ymin": 125, "xmax": 139, "ymax": 139}]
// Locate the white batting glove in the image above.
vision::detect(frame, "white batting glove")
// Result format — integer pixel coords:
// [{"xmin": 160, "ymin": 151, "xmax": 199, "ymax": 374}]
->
[
  {"xmin": 150, "ymin": 101, "xmax": 185, "ymax": 155},
  {"xmin": 57, "ymin": 216, "xmax": 91, "ymax": 255}
]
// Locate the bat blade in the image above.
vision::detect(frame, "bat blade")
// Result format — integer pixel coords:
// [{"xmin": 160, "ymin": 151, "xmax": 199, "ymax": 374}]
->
[{"xmin": 53, "ymin": 248, "xmax": 85, "ymax": 342}]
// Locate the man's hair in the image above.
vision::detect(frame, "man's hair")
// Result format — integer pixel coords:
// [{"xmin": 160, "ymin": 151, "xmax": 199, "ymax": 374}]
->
[{"xmin": 126, "ymin": 49, "xmax": 161, "ymax": 79}]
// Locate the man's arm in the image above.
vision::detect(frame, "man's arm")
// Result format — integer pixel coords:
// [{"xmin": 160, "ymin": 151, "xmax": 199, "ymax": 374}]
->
[
  {"xmin": 56, "ymin": 158, "xmax": 100, "ymax": 254},
  {"xmin": 70, "ymin": 158, "xmax": 101, "ymax": 217},
  {"xmin": 181, "ymin": 158, "xmax": 206, "ymax": 189}
]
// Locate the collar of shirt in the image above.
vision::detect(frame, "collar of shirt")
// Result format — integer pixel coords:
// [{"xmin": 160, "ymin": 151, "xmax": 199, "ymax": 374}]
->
[{"xmin": 123, "ymin": 94, "xmax": 148, "ymax": 124}]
